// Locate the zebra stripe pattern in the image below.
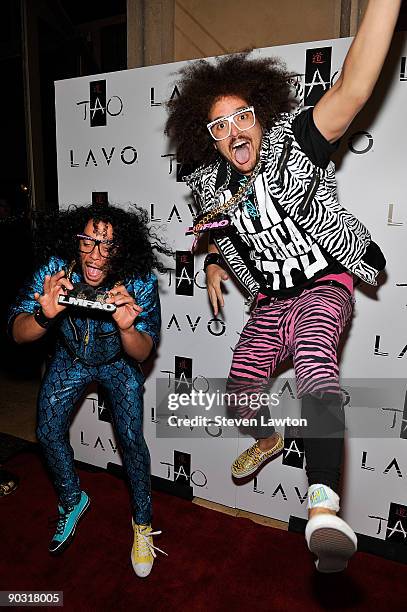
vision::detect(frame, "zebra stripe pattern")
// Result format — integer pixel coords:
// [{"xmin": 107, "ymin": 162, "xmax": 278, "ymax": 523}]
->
[
  {"xmin": 228, "ymin": 284, "xmax": 354, "ymax": 400},
  {"xmin": 185, "ymin": 108, "xmax": 379, "ymax": 292}
]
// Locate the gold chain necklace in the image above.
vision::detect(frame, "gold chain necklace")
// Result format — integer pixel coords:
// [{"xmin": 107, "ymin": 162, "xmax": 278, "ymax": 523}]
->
[{"xmin": 192, "ymin": 160, "xmax": 262, "ymax": 235}]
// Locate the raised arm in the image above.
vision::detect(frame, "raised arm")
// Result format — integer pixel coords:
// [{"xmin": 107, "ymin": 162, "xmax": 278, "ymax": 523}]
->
[{"xmin": 313, "ymin": 0, "xmax": 402, "ymax": 143}]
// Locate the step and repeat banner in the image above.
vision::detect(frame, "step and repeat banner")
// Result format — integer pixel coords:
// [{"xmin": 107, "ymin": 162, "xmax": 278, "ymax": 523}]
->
[{"xmin": 55, "ymin": 34, "xmax": 407, "ymax": 545}]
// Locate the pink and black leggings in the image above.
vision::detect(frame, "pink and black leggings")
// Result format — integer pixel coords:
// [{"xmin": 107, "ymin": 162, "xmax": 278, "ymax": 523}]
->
[{"xmin": 227, "ymin": 283, "xmax": 354, "ymax": 492}]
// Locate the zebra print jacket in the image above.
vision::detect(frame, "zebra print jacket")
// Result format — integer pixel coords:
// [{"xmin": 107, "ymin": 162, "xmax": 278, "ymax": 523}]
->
[{"xmin": 185, "ymin": 109, "xmax": 383, "ymax": 300}]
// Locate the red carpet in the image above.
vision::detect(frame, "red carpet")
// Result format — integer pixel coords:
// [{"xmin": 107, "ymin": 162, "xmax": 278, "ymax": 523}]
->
[{"xmin": 1, "ymin": 451, "xmax": 407, "ymax": 611}]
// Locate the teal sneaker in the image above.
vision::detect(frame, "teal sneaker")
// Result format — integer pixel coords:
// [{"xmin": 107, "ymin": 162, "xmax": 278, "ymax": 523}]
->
[{"xmin": 48, "ymin": 491, "xmax": 90, "ymax": 554}]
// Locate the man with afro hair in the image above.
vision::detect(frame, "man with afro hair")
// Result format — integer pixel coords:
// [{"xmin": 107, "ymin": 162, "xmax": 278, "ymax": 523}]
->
[
  {"xmin": 166, "ymin": 0, "xmax": 401, "ymax": 572},
  {"xmin": 9, "ymin": 203, "xmax": 170, "ymax": 577}
]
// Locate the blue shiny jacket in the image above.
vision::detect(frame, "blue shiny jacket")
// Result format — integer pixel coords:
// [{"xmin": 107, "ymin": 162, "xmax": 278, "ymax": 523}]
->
[{"xmin": 9, "ymin": 256, "xmax": 161, "ymax": 367}]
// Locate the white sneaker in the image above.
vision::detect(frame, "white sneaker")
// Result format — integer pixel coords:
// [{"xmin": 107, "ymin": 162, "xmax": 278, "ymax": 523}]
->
[
  {"xmin": 131, "ymin": 520, "xmax": 167, "ymax": 578},
  {"xmin": 305, "ymin": 514, "xmax": 357, "ymax": 573}
]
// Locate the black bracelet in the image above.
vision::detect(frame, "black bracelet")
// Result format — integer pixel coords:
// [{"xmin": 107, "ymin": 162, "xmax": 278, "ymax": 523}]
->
[
  {"xmin": 33, "ymin": 308, "xmax": 53, "ymax": 329},
  {"xmin": 203, "ymin": 253, "xmax": 224, "ymax": 272}
]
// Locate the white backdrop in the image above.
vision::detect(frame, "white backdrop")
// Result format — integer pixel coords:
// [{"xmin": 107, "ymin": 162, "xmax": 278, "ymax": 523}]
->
[{"xmin": 55, "ymin": 34, "xmax": 407, "ymax": 544}]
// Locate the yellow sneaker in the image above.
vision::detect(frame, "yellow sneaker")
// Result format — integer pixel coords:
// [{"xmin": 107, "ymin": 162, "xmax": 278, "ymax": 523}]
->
[
  {"xmin": 231, "ymin": 433, "xmax": 284, "ymax": 478},
  {"xmin": 131, "ymin": 520, "xmax": 167, "ymax": 578}
]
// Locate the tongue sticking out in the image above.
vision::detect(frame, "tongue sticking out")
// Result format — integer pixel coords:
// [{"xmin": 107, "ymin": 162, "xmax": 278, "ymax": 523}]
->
[{"xmin": 234, "ymin": 143, "xmax": 250, "ymax": 165}]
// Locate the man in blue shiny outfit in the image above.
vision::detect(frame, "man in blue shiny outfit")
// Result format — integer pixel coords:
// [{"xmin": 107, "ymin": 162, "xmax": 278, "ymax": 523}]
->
[{"xmin": 9, "ymin": 202, "xmax": 167, "ymax": 577}]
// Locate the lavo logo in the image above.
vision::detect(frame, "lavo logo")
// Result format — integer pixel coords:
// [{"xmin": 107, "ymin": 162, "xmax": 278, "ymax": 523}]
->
[
  {"xmin": 76, "ymin": 80, "xmax": 123, "ymax": 126},
  {"xmin": 374, "ymin": 335, "xmax": 407, "ymax": 359},
  {"xmin": 70, "ymin": 145, "xmax": 137, "ymax": 168},
  {"xmin": 252, "ymin": 476, "xmax": 308, "ymax": 504},
  {"xmin": 80, "ymin": 430, "xmax": 118, "ymax": 453},
  {"xmin": 160, "ymin": 450, "xmax": 208, "ymax": 487},
  {"xmin": 348, "ymin": 131, "xmax": 374, "ymax": 154},
  {"xmin": 150, "ymin": 85, "xmax": 180, "ymax": 107},
  {"xmin": 150, "ymin": 202, "xmax": 195, "ymax": 224},
  {"xmin": 361, "ymin": 451, "xmax": 406, "ymax": 476},
  {"xmin": 166, "ymin": 313, "xmax": 226, "ymax": 337}
]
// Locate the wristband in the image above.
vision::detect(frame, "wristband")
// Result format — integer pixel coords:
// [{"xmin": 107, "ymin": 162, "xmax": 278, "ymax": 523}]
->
[
  {"xmin": 203, "ymin": 253, "xmax": 224, "ymax": 272},
  {"xmin": 33, "ymin": 308, "xmax": 53, "ymax": 329}
]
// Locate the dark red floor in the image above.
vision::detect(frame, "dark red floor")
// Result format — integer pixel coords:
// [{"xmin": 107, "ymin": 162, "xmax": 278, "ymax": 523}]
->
[{"xmin": 1, "ymin": 451, "xmax": 407, "ymax": 611}]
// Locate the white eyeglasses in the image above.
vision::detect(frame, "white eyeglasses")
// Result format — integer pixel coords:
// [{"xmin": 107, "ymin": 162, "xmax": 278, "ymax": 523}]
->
[{"xmin": 207, "ymin": 106, "xmax": 256, "ymax": 141}]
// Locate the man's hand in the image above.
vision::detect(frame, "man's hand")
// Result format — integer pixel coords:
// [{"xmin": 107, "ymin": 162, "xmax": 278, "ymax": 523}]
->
[
  {"xmin": 206, "ymin": 264, "xmax": 229, "ymax": 316},
  {"xmin": 34, "ymin": 270, "xmax": 73, "ymax": 319},
  {"xmin": 106, "ymin": 284, "xmax": 153, "ymax": 361},
  {"xmin": 13, "ymin": 269, "xmax": 73, "ymax": 344},
  {"xmin": 106, "ymin": 284, "xmax": 143, "ymax": 331}
]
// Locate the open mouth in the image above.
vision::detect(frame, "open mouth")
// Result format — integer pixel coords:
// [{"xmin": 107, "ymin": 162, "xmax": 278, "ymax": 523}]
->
[
  {"xmin": 231, "ymin": 139, "xmax": 251, "ymax": 165},
  {"xmin": 85, "ymin": 264, "xmax": 104, "ymax": 283}
]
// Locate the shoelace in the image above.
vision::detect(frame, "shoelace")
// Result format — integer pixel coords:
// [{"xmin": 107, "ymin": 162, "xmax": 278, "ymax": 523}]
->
[
  {"xmin": 249, "ymin": 445, "xmax": 263, "ymax": 457},
  {"xmin": 248, "ymin": 443, "xmax": 277, "ymax": 460},
  {"xmin": 135, "ymin": 528, "xmax": 168, "ymax": 559},
  {"xmin": 233, "ymin": 444, "xmax": 261, "ymax": 468},
  {"xmin": 48, "ymin": 507, "xmax": 74, "ymax": 535}
]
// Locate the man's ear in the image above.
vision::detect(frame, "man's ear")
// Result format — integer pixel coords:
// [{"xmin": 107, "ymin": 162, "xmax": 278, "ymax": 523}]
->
[{"xmin": 213, "ymin": 142, "xmax": 218, "ymax": 150}]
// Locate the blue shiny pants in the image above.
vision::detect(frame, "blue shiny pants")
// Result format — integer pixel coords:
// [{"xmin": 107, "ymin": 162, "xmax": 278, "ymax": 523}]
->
[{"xmin": 37, "ymin": 347, "xmax": 151, "ymax": 524}]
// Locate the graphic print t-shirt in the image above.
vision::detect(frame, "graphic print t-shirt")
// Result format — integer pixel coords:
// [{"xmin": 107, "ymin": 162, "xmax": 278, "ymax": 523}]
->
[{"xmin": 216, "ymin": 107, "xmax": 343, "ymax": 297}]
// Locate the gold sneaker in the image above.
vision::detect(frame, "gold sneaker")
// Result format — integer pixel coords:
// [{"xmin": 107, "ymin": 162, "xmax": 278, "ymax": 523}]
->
[
  {"xmin": 131, "ymin": 520, "xmax": 167, "ymax": 578},
  {"xmin": 231, "ymin": 434, "xmax": 284, "ymax": 478}
]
